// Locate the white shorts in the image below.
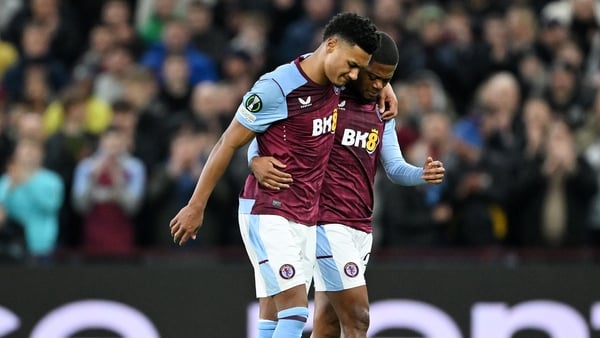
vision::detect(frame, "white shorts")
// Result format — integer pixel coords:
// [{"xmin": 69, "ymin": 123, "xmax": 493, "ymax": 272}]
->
[
  {"xmin": 238, "ymin": 198, "xmax": 316, "ymax": 298},
  {"xmin": 313, "ymin": 223, "xmax": 373, "ymax": 292}
]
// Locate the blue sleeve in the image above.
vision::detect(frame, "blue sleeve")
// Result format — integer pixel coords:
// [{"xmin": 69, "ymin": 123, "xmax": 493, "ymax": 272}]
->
[
  {"xmin": 380, "ymin": 119, "xmax": 424, "ymax": 186},
  {"xmin": 247, "ymin": 138, "xmax": 260, "ymax": 165},
  {"xmin": 235, "ymin": 79, "xmax": 287, "ymax": 133}
]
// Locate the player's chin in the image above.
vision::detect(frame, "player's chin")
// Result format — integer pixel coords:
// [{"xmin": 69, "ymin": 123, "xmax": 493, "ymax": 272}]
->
[
  {"xmin": 334, "ymin": 76, "xmax": 351, "ymax": 87},
  {"xmin": 363, "ymin": 93, "xmax": 378, "ymax": 101}
]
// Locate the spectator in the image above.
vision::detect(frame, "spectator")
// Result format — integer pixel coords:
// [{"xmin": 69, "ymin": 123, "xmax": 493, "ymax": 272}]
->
[
  {"xmin": 510, "ymin": 117, "xmax": 597, "ymax": 247},
  {"xmin": 0, "ymin": 91, "xmax": 14, "ymax": 172},
  {"xmin": 185, "ymin": 0, "xmax": 229, "ymax": 65},
  {"xmin": 100, "ymin": 0, "xmax": 145, "ymax": 59},
  {"xmin": 190, "ymin": 82, "xmax": 238, "ymax": 134},
  {"xmin": 577, "ymin": 90, "xmax": 600, "ymax": 243},
  {"xmin": 543, "ymin": 60, "xmax": 595, "ymax": 128},
  {"xmin": 219, "ymin": 49, "xmax": 256, "ymax": 103},
  {"xmin": 93, "ymin": 44, "xmax": 135, "ymax": 104},
  {"xmin": 122, "ymin": 67, "xmax": 171, "ymax": 174},
  {"xmin": 275, "ymin": 0, "xmax": 336, "ymax": 64},
  {"xmin": 143, "ymin": 122, "xmax": 220, "ymax": 246},
  {"xmin": 2, "ymin": 0, "xmax": 82, "ymax": 68},
  {"xmin": 0, "ymin": 37, "xmax": 17, "ymax": 79},
  {"xmin": 0, "ymin": 138, "xmax": 64, "ymax": 257},
  {"xmin": 229, "ymin": 11, "xmax": 270, "ymax": 73},
  {"xmin": 72, "ymin": 126, "xmax": 145, "ymax": 256},
  {"xmin": 2, "ymin": 22, "xmax": 68, "ymax": 103},
  {"xmin": 141, "ymin": 20, "xmax": 218, "ymax": 86},
  {"xmin": 72, "ymin": 24, "xmax": 115, "ymax": 82},
  {"xmin": 137, "ymin": 0, "xmax": 182, "ymax": 46},
  {"xmin": 44, "ymin": 86, "xmax": 99, "ymax": 248},
  {"xmin": 43, "ymin": 80, "xmax": 112, "ymax": 136},
  {"xmin": 158, "ymin": 53, "xmax": 193, "ymax": 116},
  {"xmin": 376, "ymin": 111, "xmax": 454, "ymax": 247}
]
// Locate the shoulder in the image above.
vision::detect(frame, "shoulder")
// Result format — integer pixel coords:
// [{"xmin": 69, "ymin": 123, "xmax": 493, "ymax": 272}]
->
[{"xmin": 259, "ymin": 62, "xmax": 308, "ymax": 96}]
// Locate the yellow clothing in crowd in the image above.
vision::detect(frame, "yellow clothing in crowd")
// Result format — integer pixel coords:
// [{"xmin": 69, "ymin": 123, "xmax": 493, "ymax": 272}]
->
[
  {"xmin": 43, "ymin": 96, "xmax": 113, "ymax": 136},
  {"xmin": 0, "ymin": 40, "xmax": 17, "ymax": 78}
]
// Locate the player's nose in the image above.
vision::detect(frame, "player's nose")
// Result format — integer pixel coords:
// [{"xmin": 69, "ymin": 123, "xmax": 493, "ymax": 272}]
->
[{"xmin": 348, "ymin": 68, "xmax": 360, "ymax": 81}]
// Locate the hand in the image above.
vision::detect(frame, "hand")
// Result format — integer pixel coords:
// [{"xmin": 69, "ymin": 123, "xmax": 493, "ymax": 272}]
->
[
  {"xmin": 169, "ymin": 204, "xmax": 204, "ymax": 246},
  {"xmin": 250, "ymin": 156, "xmax": 293, "ymax": 190},
  {"xmin": 378, "ymin": 83, "xmax": 398, "ymax": 120},
  {"xmin": 421, "ymin": 156, "xmax": 445, "ymax": 184}
]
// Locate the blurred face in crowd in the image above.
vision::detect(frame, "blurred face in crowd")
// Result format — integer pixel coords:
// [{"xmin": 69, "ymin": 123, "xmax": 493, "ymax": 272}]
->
[
  {"xmin": 103, "ymin": 46, "xmax": 133, "ymax": 74},
  {"xmin": 16, "ymin": 112, "xmax": 44, "ymax": 141},
  {"xmin": 523, "ymin": 98, "xmax": 551, "ymax": 131},
  {"xmin": 31, "ymin": 0, "xmax": 58, "ymax": 20},
  {"xmin": 90, "ymin": 25, "xmax": 114, "ymax": 54},
  {"xmin": 372, "ymin": 0, "xmax": 402, "ymax": 25},
  {"xmin": 162, "ymin": 54, "xmax": 190, "ymax": 85},
  {"xmin": 304, "ymin": 0, "xmax": 334, "ymax": 21},
  {"xmin": 163, "ymin": 22, "xmax": 190, "ymax": 52},
  {"xmin": 483, "ymin": 16, "xmax": 507, "ymax": 47},
  {"xmin": 22, "ymin": 25, "xmax": 50, "ymax": 58},
  {"xmin": 186, "ymin": 3, "xmax": 212, "ymax": 33},
  {"xmin": 102, "ymin": 0, "xmax": 130, "ymax": 26},
  {"xmin": 13, "ymin": 139, "xmax": 43, "ymax": 169},
  {"xmin": 24, "ymin": 67, "xmax": 50, "ymax": 105},
  {"xmin": 572, "ymin": 0, "xmax": 596, "ymax": 22},
  {"xmin": 155, "ymin": 0, "xmax": 177, "ymax": 18},
  {"xmin": 550, "ymin": 65, "xmax": 576, "ymax": 96},
  {"xmin": 100, "ymin": 129, "xmax": 126, "ymax": 158},
  {"xmin": 421, "ymin": 112, "xmax": 451, "ymax": 146}
]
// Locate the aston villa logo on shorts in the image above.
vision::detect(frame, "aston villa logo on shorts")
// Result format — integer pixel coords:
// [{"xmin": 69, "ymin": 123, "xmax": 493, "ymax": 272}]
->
[
  {"xmin": 279, "ymin": 264, "xmax": 296, "ymax": 279},
  {"xmin": 344, "ymin": 262, "xmax": 359, "ymax": 278}
]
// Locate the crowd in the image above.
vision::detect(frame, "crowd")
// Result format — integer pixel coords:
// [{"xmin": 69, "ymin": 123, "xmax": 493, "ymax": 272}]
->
[{"xmin": 0, "ymin": 0, "xmax": 599, "ymax": 260}]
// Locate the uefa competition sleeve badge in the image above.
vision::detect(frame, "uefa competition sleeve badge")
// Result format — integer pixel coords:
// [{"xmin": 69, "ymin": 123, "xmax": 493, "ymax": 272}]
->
[
  {"xmin": 245, "ymin": 94, "xmax": 262, "ymax": 112},
  {"xmin": 238, "ymin": 94, "xmax": 262, "ymax": 123}
]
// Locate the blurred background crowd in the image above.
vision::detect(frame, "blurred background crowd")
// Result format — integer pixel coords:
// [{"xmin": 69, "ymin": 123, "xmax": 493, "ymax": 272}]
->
[{"xmin": 0, "ymin": 0, "xmax": 599, "ymax": 261}]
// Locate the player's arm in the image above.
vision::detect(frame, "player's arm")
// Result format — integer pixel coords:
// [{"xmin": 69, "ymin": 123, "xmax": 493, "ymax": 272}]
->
[
  {"xmin": 171, "ymin": 79, "xmax": 286, "ymax": 245},
  {"xmin": 380, "ymin": 119, "xmax": 444, "ymax": 185},
  {"xmin": 247, "ymin": 138, "xmax": 293, "ymax": 190},
  {"xmin": 170, "ymin": 120, "xmax": 255, "ymax": 245},
  {"xmin": 378, "ymin": 83, "xmax": 398, "ymax": 120}
]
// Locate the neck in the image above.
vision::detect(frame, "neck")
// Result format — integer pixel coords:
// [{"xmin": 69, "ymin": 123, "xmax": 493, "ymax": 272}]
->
[{"xmin": 299, "ymin": 45, "xmax": 329, "ymax": 85}]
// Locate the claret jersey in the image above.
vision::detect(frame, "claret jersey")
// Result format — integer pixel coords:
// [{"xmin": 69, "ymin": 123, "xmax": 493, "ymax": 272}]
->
[
  {"xmin": 237, "ymin": 56, "xmax": 340, "ymax": 226},
  {"xmin": 318, "ymin": 90, "xmax": 423, "ymax": 233}
]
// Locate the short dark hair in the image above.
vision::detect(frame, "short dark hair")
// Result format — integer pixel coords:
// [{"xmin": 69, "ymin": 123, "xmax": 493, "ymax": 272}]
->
[
  {"xmin": 323, "ymin": 12, "xmax": 380, "ymax": 55},
  {"xmin": 371, "ymin": 31, "xmax": 399, "ymax": 66}
]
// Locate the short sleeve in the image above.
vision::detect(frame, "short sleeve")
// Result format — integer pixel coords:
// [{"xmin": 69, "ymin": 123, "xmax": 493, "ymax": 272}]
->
[{"xmin": 235, "ymin": 79, "xmax": 287, "ymax": 133}]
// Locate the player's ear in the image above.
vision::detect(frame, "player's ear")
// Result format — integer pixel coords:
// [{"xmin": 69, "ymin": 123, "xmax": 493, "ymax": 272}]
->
[{"xmin": 325, "ymin": 37, "xmax": 338, "ymax": 53}]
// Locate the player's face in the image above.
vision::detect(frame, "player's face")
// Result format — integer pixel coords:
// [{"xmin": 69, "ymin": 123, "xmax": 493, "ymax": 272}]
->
[
  {"xmin": 323, "ymin": 37, "xmax": 372, "ymax": 87},
  {"xmin": 354, "ymin": 62, "xmax": 396, "ymax": 101}
]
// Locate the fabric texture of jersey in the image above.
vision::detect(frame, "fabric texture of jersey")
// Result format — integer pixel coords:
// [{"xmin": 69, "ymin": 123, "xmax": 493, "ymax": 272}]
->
[
  {"xmin": 318, "ymin": 92, "xmax": 424, "ymax": 233},
  {"xmin": 237, "ymin": 56, "xmax": 340, "ymax": 226}
]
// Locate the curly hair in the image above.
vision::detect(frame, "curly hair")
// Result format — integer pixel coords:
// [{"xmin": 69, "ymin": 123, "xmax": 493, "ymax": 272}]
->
[{"xmin": 323, "ymin": 12, "xmax": 380, "ymax": 55}]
